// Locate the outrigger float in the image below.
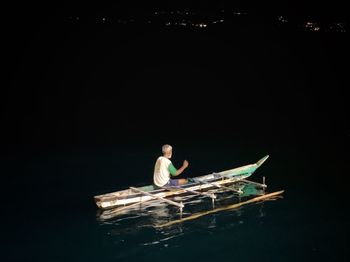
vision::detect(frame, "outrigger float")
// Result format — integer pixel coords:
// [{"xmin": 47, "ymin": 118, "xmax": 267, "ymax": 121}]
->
[{"xmin": 94, "ymin": 155, "xmax": 275, "ymax": 214}]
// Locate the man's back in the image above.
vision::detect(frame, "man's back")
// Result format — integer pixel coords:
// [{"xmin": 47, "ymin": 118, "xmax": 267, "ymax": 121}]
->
[{"xmin": 153, "ymin": 156, "xmax": 172, "ymax": 187}]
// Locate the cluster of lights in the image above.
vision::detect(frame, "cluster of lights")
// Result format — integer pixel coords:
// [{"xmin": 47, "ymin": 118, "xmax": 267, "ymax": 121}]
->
[
  {"xmin": 194, "ymin": 23, "xmax": 208, "ymax": 28},
  {"xmin": 117, "ymin": 19, "xmax": 135, "ymax": 24},
  {"xmin": 69, "ymin": 16, "xmax": 80, "ymax": 21},
  {"xmin": 165, "ymin": 22, "xmax": 208, "ymax": 28},
  {"xmin": 66, "ymin": 10, "xmax": 347, "ymax": 33},
  {"xmin": 212, "ymin": 19, "xmax": 225, "ymax": 24},
  {"xmin": 277, "ymin": 16, "xmax": 288, "ymax": 23},
  {"xmin": 277, "ymin": 16, "xmax": 346, "ymax": 33},
  {"xmin": 304, "ymin": 22, "xmax": 321, "ymax": 31},
  {"xmin": 233, "ymin": 11, "xmax": 248, "ymax": 16},
  {"xmin": 154, "ymin": 10, "xmax": 195, "ymax": 15},
  {"xmin": 328, "ymin": 22, "xmax": 346, "ymax": 33}
]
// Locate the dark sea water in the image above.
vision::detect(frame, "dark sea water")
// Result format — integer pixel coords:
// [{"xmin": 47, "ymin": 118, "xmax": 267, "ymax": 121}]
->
[
  {"xmin": 4, "ymin": 8, "xmax": 349, "ymax": 262},
  {"xmin": 3, "ymin": 141, "xmax": 349, "ymax": 261}
]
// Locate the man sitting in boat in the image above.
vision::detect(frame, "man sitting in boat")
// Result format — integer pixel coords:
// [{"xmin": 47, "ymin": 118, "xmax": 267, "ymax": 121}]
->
[{"xmin": 153, "ymin": 144, "xmax": 189, "ymax": 187}]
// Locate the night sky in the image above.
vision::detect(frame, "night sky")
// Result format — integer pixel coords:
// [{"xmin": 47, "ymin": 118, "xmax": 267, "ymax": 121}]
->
[{"xmin": 5, "ymin": 1, "xmax": 349, "ymax": 155}]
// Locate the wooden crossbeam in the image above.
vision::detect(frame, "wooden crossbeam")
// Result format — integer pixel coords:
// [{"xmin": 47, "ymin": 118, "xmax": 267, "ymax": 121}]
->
[
  {"xmin": 130, "ymin": 187, "xmax": 184, "ymax": 209},
  {"xmin": 164, "ymin": 185, "xmax": 216, "ymax": 199}
]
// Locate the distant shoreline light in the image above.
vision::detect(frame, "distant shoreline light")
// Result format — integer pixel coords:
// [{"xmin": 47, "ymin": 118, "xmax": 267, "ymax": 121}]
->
[{"xmin": 65, "ymin": 10, "xmax": 347, "ymax": 33}]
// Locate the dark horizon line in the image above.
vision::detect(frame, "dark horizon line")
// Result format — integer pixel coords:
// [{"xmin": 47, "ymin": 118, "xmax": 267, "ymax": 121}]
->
[{"xmin": 6, "ymin": 1, "xmax": 349, "ymax": 17}]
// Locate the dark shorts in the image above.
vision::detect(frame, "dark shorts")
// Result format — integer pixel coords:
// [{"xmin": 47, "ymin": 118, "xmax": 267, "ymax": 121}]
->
[{"xmin": 165, "ymin": 179, "xmax": 181, "ymax": 187}]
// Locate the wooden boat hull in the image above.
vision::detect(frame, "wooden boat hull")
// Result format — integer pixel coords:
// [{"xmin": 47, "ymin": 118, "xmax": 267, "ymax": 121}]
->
[
  {"xmin": 94, "ymin": 155, "xmax": 269, "ymax": 210},
  {"xmin": 97, "ymin": 182, "xmax": 266, "ymax": 221}
]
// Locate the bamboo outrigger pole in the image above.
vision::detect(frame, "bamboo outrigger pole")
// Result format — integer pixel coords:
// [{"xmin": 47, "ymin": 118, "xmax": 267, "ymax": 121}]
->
[
  {"xmin": 164, "ymin": 185, "xmax": 216, "ymax": 207},
  {"xmin": 198, "ymin": 179, "xmax": 244, "ymax": 194},
  {"xmin": 242, "ymin": 178, "xmax": 267, "ymax": 188},
  {"xmin": 164, "ymin": 186, "xmax": 216, "ymax": 199},
  {"xmin": 154, "ymin": 190, "xmax": 284, "ymax": 228},
  {"xmin": 130, "ymin": 187, "xmax": 184, "ymax": 210}
]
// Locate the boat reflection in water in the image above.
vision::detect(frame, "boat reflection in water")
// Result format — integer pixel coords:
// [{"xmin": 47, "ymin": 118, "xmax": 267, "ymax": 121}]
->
[{"xmin": 96, "ymin": 183, "xmax": 283, "ymax": 250}]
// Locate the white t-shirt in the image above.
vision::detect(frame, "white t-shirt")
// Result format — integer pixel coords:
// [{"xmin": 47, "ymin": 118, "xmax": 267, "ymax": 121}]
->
[{"xmin": 153, "ymin": 156, "xmax": 172, "ymax": 187}]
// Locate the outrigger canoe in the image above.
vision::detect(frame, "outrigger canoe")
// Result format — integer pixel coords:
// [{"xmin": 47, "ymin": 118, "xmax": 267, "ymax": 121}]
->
[{"xmin": 94, "ymin": 155, "xmax": 270, "ymax": 210}]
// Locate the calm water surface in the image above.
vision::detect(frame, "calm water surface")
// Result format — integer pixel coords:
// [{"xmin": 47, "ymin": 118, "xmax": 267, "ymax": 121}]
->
[{"xmin": 4, "ymin": 139, "xmax": 348, "ymax": 262}]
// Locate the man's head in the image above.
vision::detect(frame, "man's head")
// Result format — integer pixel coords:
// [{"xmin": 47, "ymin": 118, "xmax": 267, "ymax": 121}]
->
[{"xmin": 162, "ymin": 144, "xmax": 173, "ymax": 158}]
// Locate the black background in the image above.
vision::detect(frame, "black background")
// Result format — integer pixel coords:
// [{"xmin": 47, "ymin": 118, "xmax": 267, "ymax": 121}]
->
[{"xmin": 4, "ymin": 0, "xmax": 349, "ymax": 176}]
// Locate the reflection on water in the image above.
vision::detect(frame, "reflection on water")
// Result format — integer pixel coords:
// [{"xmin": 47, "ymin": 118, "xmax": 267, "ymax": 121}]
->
[{"xmin": 96, "ymin": 183, "xmax": 279, "ymax": 251}]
